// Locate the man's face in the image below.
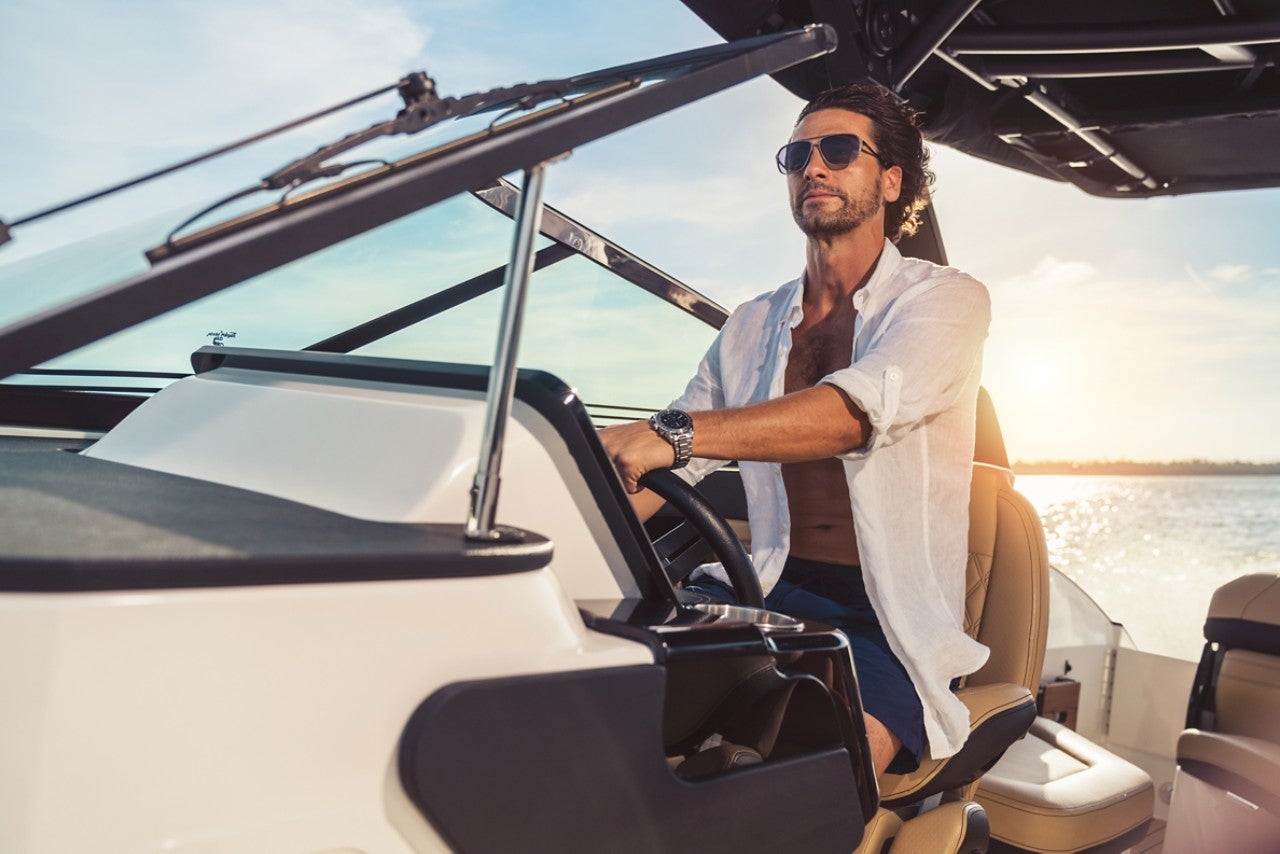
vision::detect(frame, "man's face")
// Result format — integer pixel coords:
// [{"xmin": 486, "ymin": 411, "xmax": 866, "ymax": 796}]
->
[{"xmin": 786, "ymin": 109, "xmax": 901, "ymax": 239}]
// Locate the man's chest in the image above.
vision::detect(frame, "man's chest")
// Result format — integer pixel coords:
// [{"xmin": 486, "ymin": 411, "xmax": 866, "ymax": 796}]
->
[{"xmin": 784, "ymin": 308, "xmax": 856, "ymax": 393}]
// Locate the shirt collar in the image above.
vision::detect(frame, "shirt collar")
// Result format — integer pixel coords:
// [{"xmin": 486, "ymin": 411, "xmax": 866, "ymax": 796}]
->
[
  {"xmin": 853, "ymin": 239, "xmax": 902, "ymax": 317},
  {"xmin": 786, "ymin": 238, "xmax": 903, "ymax": 324}
]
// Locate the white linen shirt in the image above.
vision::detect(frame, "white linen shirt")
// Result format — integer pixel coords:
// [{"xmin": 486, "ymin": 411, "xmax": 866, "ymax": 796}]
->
[{"xmin": 671, "ymin": 239, "xmax": 992, "ymax": 760}]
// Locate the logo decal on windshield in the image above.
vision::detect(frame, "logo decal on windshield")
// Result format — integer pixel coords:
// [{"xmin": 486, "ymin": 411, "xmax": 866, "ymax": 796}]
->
[{"xmin": 207, "ymin": 330, "xmax": 237, "ymax": 346}]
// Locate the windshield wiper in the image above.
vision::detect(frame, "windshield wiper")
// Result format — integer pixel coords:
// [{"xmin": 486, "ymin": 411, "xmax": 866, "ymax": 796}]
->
[
  {"xmin": 0, "ymin": 70, "xmax": 594, "ymax": 253},
  {"xmin": 146, "ymin": 72, "xmax": 598, "ymax": 257}
]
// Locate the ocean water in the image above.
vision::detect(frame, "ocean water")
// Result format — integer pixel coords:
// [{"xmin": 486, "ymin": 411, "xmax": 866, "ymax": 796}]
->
[{"xmin": 1014, "ymin": 475, "xmax": 1280, "ymax": 662}]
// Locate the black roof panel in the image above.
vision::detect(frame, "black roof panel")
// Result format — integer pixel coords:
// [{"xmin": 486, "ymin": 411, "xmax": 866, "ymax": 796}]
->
[{"xmin": 681, "ymin": 0, "xmax": 1280, "ymax": 198}]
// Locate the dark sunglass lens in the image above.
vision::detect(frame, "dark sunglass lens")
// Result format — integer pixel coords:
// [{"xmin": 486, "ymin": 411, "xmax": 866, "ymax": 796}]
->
[
  {"xmin": 779, "ymin": 141, "xmax": 812, "ymax": 173},
  {"xmin": 818, "ymin": 134, "xmax": 861, "ymax": 167}
]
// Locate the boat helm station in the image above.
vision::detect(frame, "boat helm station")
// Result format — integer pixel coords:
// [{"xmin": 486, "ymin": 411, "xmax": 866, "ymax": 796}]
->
[{"xmin": 2, "ymin": 2, "xmax": 1280, "ymax": 851}]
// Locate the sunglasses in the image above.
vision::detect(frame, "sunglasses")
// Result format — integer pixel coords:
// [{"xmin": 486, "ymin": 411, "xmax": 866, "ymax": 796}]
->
[{"xmin": 775, "ymin": 133, "xmax": 886, "ymax": 174}]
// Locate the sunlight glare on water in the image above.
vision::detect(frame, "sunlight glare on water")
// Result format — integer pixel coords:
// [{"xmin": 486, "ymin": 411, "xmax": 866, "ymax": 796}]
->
[{"xmin": 1014, "ymin": 475, "xmax": 1280, "ymax": 661}]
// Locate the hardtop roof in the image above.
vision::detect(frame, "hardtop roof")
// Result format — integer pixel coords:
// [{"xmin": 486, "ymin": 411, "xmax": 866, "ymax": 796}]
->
[{"xmin": 681, "ymin": 0, "xmax": 1280, "ymax": 198}]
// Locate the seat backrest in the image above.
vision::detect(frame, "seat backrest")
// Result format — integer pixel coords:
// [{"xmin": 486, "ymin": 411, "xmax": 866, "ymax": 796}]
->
[
  {"xmin": 1187, "ymin": 573, "xmax": 1280, "ymax": 742},
  {"xmin": 960, "ymin": 387, "xmax": 1049, "ymax": 693},
  {"xmin": 962, "ymin": 463, "xmax": 1050, "ymax": 693}
]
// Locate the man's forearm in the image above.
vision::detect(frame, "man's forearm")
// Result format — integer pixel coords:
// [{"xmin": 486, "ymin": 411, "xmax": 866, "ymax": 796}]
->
[
  {"xmin": 599, "ymin": 384, "xmax": 869, "ymax": 494},
  {"xmin": 692, "ymin": 384, "xmax": 870, "ymax": 462}
]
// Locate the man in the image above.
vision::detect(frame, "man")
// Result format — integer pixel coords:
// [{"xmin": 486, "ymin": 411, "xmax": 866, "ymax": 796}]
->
[{"xmin": 599, "ymin": 83, "xmax": 991, "ymax": 776}]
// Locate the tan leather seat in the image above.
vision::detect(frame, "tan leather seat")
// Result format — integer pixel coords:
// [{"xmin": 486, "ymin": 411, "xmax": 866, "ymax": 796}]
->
[
  {"xmin": 1166, "ymin": 574, "xmax": 1280, "ymax": 853},
  {"xmin": 972, "ymin": 556, "xmax": 1158, "ymax": 848},
  {"xmin": 1185, "ymin": 573, "xmax": 1280, "ymax": 742},
  {"xmin": 855, "ymin": 389, "xmax": 1052, "ymax": 853}
]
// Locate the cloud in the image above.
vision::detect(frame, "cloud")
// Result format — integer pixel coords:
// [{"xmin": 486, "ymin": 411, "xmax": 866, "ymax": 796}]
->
[
  {"xmin": 983, "ymin": 252, "xmax": 1280, "ymax": 461},
  {"xmin": 2, "ymin": 0, "xmax": 428, "ymax": 146},
  {"xmin": 1206, "ymin": 263, "xmax": 1253, "ymax": 284},
  {"xmin": 997, "ymin": 256, "xmax": 1098, "ymax": 292},
  {"xmin": 0, "ymin": 0, "xmax": 431, "ymax": 218}
]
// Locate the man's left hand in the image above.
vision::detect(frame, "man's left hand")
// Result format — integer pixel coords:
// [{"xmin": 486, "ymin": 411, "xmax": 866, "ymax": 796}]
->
[{"xmin": 598, "ymin": 421, "xmax": 677, "ymax": 493}]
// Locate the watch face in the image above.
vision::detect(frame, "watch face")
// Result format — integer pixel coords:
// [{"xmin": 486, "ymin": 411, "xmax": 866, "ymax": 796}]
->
[{"xmin": 658, "ymin": 410, "xmax": 692, "ymax": 431}]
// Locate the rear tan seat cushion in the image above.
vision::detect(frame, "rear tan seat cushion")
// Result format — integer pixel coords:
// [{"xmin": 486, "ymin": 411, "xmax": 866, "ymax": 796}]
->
[
  {"xmin": 977, "ymin": 717, "xmax": 1153, "ymax": 852},
  {"xmin": 1215, "ymin": 649, "xmax": 1280, "ymax": 743}
]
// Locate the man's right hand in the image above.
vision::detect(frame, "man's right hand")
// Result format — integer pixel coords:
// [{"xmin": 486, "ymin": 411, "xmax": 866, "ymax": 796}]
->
[{"xmin": 598, "ymin": 420, "xmax": 678, "ymax": 494}]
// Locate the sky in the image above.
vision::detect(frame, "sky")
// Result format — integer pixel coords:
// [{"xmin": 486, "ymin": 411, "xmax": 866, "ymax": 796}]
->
[{"xmin": 2, "ymin": 0, "xmax": 1278, "ymax": 463}]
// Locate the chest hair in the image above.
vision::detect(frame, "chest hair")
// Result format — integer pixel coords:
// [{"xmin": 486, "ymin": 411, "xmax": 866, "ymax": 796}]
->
[{"xmin": 786, "ymin": 306, "xmax": 856, "ymax": 391}]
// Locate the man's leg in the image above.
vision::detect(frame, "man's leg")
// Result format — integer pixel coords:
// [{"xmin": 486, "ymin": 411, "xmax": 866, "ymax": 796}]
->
[
  {"xmin": 766, "ymin": 572, "xmax": 927, "ymax": 776},
  {"xmin": 865, "ymin": 712, "xmax": 904, "ymax": 776},
  {"xmin": 687, "ymin": 570, "xmax": 919, "ymax": 775}
]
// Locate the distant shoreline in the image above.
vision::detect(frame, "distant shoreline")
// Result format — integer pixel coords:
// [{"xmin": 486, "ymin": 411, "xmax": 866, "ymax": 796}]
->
[{"xmin": 1013, "ymin": 461, "xmax": 1280, "ymax": 476}]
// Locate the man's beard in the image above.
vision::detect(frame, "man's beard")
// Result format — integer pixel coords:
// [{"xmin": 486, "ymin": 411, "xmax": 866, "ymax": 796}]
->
[{"xmin": 792, "ymin": 183, "xmax": 882, "ymax": 237}]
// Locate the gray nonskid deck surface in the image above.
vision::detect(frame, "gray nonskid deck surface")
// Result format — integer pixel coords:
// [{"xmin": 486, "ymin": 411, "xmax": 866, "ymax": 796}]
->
[{"xmin": 0, "ymin": 437, "xmax": 549, "ymax": 591}]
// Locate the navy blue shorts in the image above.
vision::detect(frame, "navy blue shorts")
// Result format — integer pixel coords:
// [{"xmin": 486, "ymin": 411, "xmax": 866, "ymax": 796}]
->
[{"xmin": 687, "ymin": 556, "xmax": 926, "ymax": 774}]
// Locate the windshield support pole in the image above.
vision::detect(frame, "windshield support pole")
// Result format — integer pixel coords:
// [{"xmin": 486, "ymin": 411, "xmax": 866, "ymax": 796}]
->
[{"xmin": 466, "ymin": 163, "xmax": 549, "ymax": 542}]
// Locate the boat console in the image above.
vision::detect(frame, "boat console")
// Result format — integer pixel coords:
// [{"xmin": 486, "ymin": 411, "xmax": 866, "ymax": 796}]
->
[{"xmin": 1, "ymin": 345, "xmax": 887, "ymax": 851}]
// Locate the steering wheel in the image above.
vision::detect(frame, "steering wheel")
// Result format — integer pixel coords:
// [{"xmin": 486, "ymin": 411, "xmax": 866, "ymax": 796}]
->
[{"xmin": 638, "ymin": 469, "xmax": 765, "ymax": 609}]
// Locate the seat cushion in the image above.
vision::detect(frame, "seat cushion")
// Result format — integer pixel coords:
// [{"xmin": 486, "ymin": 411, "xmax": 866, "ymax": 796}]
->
[
  {"xmin": 880, "ymin": 683, "xmax": 1035, "ymax": 806},
  {"xmin": 976, "ymin": 717, "xmax": 1153, "ymax": 852}
]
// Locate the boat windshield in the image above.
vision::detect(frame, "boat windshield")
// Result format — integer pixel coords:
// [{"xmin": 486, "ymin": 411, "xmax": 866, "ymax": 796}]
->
[
  {"xmin": 0, "ymin": 27, "xmax": 833, "ymax": 412},
  {"xmin": 0, "ymin": 189, "xmax": 718, "ymax": 416}
]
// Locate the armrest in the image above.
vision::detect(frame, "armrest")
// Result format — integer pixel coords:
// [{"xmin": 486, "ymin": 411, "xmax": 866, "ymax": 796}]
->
[
  {"xmin": 881, "ymin": 683, "xmax": 1036, "ymax": 807},
  {"xmin": 1178, "ymin": 729, "xmax": 1280, "ymax": 813}
]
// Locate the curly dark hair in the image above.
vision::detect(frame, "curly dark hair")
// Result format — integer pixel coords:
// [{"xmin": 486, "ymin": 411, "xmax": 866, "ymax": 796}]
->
[{"xmin": 796, "ymin": 83, "xmax": 934, "ymax": 243}]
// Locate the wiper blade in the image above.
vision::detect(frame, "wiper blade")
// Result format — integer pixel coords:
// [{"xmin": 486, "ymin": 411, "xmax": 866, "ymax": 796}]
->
[
  {"xmin": 263, "ymin": 72, "xmax": 576, "ymax": 191},
  {"xmin": 0, "ymin": 70, "xmax": 587, "ymax": 253},
  {"xmin": 146, "ymin": 72, "xmax": 628, "ymax": 258}
]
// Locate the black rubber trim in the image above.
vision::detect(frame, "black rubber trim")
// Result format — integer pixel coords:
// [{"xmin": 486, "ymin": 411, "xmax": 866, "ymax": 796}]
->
[
  {"xmin": 0, "ymin": 439, "xmax": 550, "ymax": 591},
  {"xmin": 398, "ymin": 665, "xmax": 864, "ymax": 853},
  {"xmin": 962, "ymin": 801, "xmax": 992, "ymax": 854},
  {"xmin": 1180, "ymin": 758, "xmax": 1280, "ymax": 817},
  {"xmin": 0, "ymin": 384, "xmax": 147, "ymax": 431},
  {"xmin": 1185, "ymin": 641, "xmax": 1220, "ymax": 730},
  {"xmin": 880, "ymin": 696, "xmax": 1038, "ymax": 808},
  {"xmin": 1203, "ymin": 616, "xmax": 1280, "ymax": 656},
  {"xmin": 191, "ymin": 346, "xmax": 674, "ymax": 603}
]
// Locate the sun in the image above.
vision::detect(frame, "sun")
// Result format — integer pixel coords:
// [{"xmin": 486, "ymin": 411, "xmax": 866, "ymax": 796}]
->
[{"xmin": 1013, "ymin": 350, "xmax": 1066, "ymax": 396}]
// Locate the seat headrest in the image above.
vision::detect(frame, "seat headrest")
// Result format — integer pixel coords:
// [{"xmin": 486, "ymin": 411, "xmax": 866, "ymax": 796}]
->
[{"xmin": 1204, "ymin": 574, "xmax": 1280, "ymax": 655}]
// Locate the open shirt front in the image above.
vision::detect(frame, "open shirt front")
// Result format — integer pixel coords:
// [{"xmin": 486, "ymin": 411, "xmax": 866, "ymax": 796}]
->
[{"xmin": 672, "ymin": 239, "xmax": 991, "ymax": 759}]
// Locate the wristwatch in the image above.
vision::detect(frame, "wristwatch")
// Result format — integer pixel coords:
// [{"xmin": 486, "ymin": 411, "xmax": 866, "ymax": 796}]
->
[{"xmin": 648, "ymin": 408, "xmax": 694, "ymax": 469}]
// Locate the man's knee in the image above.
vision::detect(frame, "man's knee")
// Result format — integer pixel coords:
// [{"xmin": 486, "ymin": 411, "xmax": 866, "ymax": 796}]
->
[{"xmin": 864, "ymin": 711, "xmax": 902, "ymax": 776}]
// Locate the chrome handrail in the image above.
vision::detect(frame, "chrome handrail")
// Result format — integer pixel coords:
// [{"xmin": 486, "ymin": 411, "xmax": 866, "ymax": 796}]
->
[{"xmin": 466, "ymin": 164, "xmax": 549, "ymax": 541}]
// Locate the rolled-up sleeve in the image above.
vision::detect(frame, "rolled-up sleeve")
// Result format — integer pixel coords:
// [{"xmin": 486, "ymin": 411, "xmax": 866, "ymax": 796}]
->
[{"xmin": 820, "ymin": 274, "xmax": 990, "ymax": 460}]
